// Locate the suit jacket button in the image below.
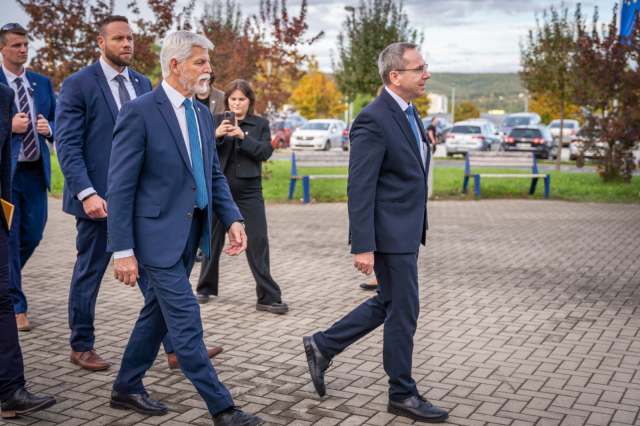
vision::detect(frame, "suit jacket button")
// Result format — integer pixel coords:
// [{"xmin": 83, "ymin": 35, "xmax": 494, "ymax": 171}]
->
[
  {"xmin": 188, "ymin": 213, "xmax": 192, "ymax": 218},
  {"xmin": 191, "ymin": 186, "xmax": 195, "ymax": 191}
]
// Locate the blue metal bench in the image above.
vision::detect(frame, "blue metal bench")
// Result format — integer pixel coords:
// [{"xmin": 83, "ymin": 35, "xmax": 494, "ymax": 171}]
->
[
  {"xmin": 462, "ymin": 152, "xmax": 550, "ymax": 199},
  {"xmin": 288, "ymin": 151, "xmax": 349, "ymax": 203}
]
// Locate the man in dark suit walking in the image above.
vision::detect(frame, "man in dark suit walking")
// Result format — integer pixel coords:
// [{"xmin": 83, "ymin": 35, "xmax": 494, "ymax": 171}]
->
[
  {"xmin": 303, "ymin": 43, "xmax": 448, "ymax": 423},
  {"xmin": 0, "ymin": 23, "xmax": 56, "ymax": 332},
  {"xmin": 106, "ymin": 31, "xmax": 261, "ymax": 426},
  {"xmin": 56, "ymin": 16, "xmax": 222, "ymax": 372},
  {"xmin": 0, "ymin": 77, "xmax": 56, "ymax": 420}
]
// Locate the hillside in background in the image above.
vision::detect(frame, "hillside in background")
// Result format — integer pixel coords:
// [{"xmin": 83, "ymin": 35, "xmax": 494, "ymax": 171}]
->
[{"xmin": 426, "ymin": 73, "xmax": 527, "ymax": 113}]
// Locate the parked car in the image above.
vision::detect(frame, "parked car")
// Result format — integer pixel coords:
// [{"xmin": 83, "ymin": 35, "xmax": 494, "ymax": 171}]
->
[
  {"xmin": 503, "ymin": 125, "xmax": 557, "ymax": 159},
  {"xmin": 269, "ymin": 119, "xmax": 300, "ymax": 148},
  {"xmin": 290, "ymin": 119, "xmax": 346, "ymax": 150},
  {"xmin": 422, "ymin": 116, "xmax": 453, "ymax": 144},
  {"xmin": 548, "ymin": 119, "xmax": 580, "ymax": 146},
  {"xmin": 341, "ymin": 121, "xmax": 353, "ymax": 151},
  {"xmin": 498, "ymin": 113, "xmax": 542, "ymax": 138},
  {"xmin": 444, "ymin": 120, "xmax": 504, "ymax": 156},
  {"xmin": 287, "ymin": 114, "xmax": 308, "ymax": 126}
]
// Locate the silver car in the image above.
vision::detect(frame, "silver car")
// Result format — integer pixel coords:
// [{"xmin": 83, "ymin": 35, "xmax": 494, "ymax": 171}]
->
[
  {"xmin": 498, "ymin": 113, "xmax": 542, "ymax": 138},
  {"xmin": 290, "ymin": 119, "xmax": 346, "ymax": 151},
  {"xmin": 445, "ymin": 120, "xmax": 504, "ymax": 156},
  {"xmin": 549, "ymin": 119, "xmax": 580, "ymax": 146}
]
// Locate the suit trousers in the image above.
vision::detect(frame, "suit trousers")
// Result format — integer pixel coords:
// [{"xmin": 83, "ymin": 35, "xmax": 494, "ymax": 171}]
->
[
  {"xmin": 197, "ymin": 175, "xmax": 282, "ymax": 304},
  {"xmin": 68, "ymin": 217, "xmax": 173, "ymax": 354},
  {"xmin": 0, "ymin": 223, "xmax": 26, "ymax": 401},
  {"xmin": 313, "ymin": 252, "xmax": 420, "ymax": 401},
  {"xmin": 9, "ymin": 167, "xmax": 47, "ymax": 314},
  {"xmin": 113, "ymin": 209, "xmax": 234, "ymax": 416}
]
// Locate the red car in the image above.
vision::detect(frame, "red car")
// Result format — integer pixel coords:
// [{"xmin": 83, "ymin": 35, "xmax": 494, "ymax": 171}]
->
[{"xmin": 270, "ymin": 120, "xmax": 300, "ymax": 148}]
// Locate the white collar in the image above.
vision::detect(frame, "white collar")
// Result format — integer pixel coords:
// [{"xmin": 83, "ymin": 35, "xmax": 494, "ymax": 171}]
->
[
  {"xmin": 99, "ymin": 56, "xmax": 129, "ymax": 82},
  {"xmin": 2, "ymin": 66, "xmax": 28, "ymax": 85},
  {"xmin": 385, "ymin": 86, "xmax": 413, "ymax": 112},
  {"xmin": 161, "ymin": 80, "xmax": 193, "ymax": 109}
]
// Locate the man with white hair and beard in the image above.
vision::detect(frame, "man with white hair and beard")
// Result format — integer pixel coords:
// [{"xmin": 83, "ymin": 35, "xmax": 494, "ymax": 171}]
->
[
  {"xmin": 106, "ymin": 31, "xmax": 260, "ymax": 426},
  {"xmin": 57, "ymin": 16, "xmax": 223, "ymax": 372}
]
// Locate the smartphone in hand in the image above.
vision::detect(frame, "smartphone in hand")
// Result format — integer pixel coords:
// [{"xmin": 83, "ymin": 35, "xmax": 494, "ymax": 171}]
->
[{"xmin": 223, "ymin": 111, "xmax": 235, "ymax": 125}]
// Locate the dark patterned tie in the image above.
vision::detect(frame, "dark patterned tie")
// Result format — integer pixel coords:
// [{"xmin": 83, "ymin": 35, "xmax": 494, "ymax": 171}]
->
[
  {"xmin": 113, "ymin": 75, "xmax": 131, "ymax": 108},
  {"xmin": 15, "ymin": 77, "xmax": 37, "ymax": 160}
]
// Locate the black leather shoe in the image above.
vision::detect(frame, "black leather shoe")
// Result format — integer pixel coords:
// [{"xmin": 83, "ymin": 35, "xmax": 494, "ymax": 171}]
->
[
  {"xmin": 197, "ymin": 293, "xmax": 210, "ymax": 304},
  {"xmin": 360, "ymin": 283, "xmax": 378, "ymax": 291},
  {"xmin": 1, "ymin": 387, "xmax": 56, "ymax": 418},
  {"xmin": 213, "ymin": 406, "xmax": 262, "ymax": 426},
  {"xmin": 256, "ymin": 301, "xmax": 289, "ymax": 314},
  {"xmin": 109, "ymin": 390, "xmax": 168, "ymax": 416},
  {"xmin": 388, "ymin": 395, "xmax": 449, "ymax": 423},
  {"xmin": 303, "ymin": 335, "xmax": 331, "ymax": 397}
]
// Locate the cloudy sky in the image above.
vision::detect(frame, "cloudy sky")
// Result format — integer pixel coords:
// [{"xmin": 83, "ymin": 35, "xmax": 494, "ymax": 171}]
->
[{"xmin": 3, "ymin": 0, "xmax": 615, "ymax": 73}]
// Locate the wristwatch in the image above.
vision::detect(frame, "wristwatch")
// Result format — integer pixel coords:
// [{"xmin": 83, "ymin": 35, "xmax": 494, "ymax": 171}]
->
[{"xmin": 81, "ymin": 192, "xmax": 97, "ymax": 202}]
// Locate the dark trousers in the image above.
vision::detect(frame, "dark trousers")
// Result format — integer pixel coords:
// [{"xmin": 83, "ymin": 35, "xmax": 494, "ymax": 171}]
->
[
  {"xmin": 68, "ymin": 217, "xmax": 173, "ymax": 354},
  {"xmin": 114, "ymin": 209, "xmax": 234, "ymax": 415},
  {"xmin": 313, "ymin": 252, "xmax": 420, "ymax": 401},
  {"xmin": 197, "ymin": 175, "xmax": 281, "ymax": 304},
  {"xmin": 9, "ymin": 168, "xmax": 47, "ymax": 314},
  {"xmin": 0, "ymin": 223, "xmax": 25, "ymax": 401}
]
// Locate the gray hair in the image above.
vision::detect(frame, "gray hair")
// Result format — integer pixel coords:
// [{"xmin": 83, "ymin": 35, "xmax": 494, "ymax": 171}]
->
[
  {"xmin": 161, "ymin": 31, "xmax": 214, "ymax": 78},
  {"xmin": 378, "ymin": 42, "xmax": 417, "ymax": 85}
]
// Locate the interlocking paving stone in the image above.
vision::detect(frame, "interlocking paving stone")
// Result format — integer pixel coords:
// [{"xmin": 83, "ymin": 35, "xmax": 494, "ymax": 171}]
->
[{"xmin": 2, "ymin": 198, "xmax": 640, "ymax": 426}]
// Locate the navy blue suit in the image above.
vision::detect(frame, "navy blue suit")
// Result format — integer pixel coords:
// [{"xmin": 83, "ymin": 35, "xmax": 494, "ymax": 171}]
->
[
  {"xmin": 0, "ymin": 68, "xmax": 56, "ymax": 315},
  {"xmin": 107, "ymin": 83, "xmax": 242, "ymax": 414},
  {"xmin": 54, "ymin": 61, "xmax": 172, "ymax": 353},
  {"xmin": 0, "ymin": 83, "xmax": 26, "ymax": 401},
  {"xmin": 313, "ymin": 88, "xmax": 430, "ymax": 401}
]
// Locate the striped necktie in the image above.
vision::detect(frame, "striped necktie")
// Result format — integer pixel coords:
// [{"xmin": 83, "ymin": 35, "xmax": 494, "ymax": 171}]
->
[{"xmin": 15, "ymin": 77, "xmax": 37, "ymax": 160}]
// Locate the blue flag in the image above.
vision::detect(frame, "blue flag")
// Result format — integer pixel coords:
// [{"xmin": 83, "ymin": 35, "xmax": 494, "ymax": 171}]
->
[{"xmin": 621, "ymin": 0, "xmax": 640, "ymax": 38}]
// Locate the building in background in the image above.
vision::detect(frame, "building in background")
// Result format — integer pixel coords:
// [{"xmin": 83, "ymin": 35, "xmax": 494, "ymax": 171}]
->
[{"xmin": 428, "ymin": 94, "xmax": 448, "ymax": 114}]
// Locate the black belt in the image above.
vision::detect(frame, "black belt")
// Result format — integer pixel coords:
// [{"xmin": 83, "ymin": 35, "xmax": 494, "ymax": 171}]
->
[{"xmin": 16, "ymin": 157, "xmax": 43, "ymax": 172}]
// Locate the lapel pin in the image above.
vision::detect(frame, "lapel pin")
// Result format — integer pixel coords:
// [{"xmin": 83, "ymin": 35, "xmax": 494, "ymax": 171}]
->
[
  {"xmin": 32, "ymin": 82, "xmax": 37, "ymax": 86},
  {"xmin": 245, "ymin": 131, "xmax": 249, "ymax": 135},
  {"xmin": 135, "ymin": 78, "xmax": 139, "ymax": 83}
]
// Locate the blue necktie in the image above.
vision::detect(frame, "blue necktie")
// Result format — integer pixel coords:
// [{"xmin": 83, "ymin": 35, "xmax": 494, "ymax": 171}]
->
[
  {"xmin": 182, "ymin": 99, "xmax": 208, "ymax": 210},
  {"xmin": 404, "ymin": 105, "xmax": 422, "ymax": 155}
]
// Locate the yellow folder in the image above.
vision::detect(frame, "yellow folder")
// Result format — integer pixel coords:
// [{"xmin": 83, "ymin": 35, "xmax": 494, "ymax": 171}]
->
[{"xmin": 2, "ymin": 199, "xmax": 14, "ymax": 230}]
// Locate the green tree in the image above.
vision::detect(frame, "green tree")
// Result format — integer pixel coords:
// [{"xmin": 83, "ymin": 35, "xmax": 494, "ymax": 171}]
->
[
  {"xmin": 334, "ymin": 0, "xmax": 423, "ymax": 101},
  {"xmin": 454, "ymin": 101, "xmax": 480, "ymax": 122},
  {"xmin": 520, "ymin": 2, "xmax": 576, "ymax": 171}
]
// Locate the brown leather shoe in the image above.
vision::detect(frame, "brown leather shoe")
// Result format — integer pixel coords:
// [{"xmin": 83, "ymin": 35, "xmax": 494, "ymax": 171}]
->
[
  {"xmin": 167, "ymin": 346, "xmax": 223, "ymax": 370},
  {"xmin": 70, "ymin": 350, "xmax": 110, "ymax": 371},
  {"xmin": 15, "ymin": 313, "xmax": 31, "ymax": 331}
]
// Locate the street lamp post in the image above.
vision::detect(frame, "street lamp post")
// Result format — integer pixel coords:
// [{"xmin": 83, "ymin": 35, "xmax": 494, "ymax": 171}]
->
[
  {"xmin": 345, "ymin": 6, "xmax": 355, "ymax": 123},
  {"xmin": 451, "ymin": 83, "xmax": 456, "ymax": 123}
]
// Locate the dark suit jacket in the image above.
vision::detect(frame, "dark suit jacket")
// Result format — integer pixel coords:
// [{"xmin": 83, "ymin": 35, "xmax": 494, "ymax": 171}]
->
[
  {"xmin": 347, "ymin": 88, "xmax": 431, "ymax": 254},
  {"xmin": 208, "ymin": 85, "xmax": 225, "ymax": 116},
  {"xmin": 106, "ymin": 84, "xmax": 243, "ymax": 268},
  {"xmin": 0, "ymin": 68, "xmax": 56, "ymax": 190},
  {"xmin": 55, "ymin": 61, "xmax": 152, "ymax": 220},
  {"xmin": 214, "ymin": 114, "xmax": 274, "ymax": 178},
  {"xmin": 0, "ymin": 83, "xmax": 14, "ymax": 232}
]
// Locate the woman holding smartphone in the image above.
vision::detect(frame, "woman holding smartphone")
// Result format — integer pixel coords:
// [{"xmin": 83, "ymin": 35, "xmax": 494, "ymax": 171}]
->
[{"xmin": 196, "ymin": 79, "xmax": 288, "ymax": 314}]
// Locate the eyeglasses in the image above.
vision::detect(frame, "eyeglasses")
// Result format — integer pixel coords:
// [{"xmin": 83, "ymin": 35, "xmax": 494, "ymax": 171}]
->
[
  {"xmin": 1, "ymin": 23, "xmax": 24, "ymax": 33},
  {"xmin": 394, "ymin": 64, "xmax": 429, "ymax": 74}
]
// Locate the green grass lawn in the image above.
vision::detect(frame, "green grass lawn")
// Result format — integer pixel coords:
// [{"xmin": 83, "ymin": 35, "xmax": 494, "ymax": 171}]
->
[{"xmin": 50, "ymin": 154, "xmax": 640, "ymax": 204}]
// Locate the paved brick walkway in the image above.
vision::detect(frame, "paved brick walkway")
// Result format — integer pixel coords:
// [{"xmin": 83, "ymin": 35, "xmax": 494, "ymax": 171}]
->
[{"xmin": 3, "ymin": 198, "xmax": 640, "ymax": 426}]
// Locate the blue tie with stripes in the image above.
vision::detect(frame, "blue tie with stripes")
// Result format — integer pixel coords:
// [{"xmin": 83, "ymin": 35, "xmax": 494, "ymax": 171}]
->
[
  {"xmin": 404, "ymin": 105, "xmax": 422, "ymax": 156},
  {"xmin": 15, "ymin": 77, "xmax": 37, "ymax": 160},
  {"xmin": 182, "ymin": 99, "xmax": 208, "ymax": 210}
]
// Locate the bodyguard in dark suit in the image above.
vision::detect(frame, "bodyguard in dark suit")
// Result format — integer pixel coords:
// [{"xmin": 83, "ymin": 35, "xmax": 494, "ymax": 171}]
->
[
  {"xmin": 0, "ymin": 24, "xmax": 56, "ymax": 332},
  {"xmin": 196, "ymin": 79, "xmax": 287, "ymax": 314},
  {"xmin": 106, "ymin": 31, "xmax": 261, "ymax": 426},
  {"xmin": 0, "ymin": 75, "xmax": 56, "ymax": 419},
  {"xmin": 303, "ymin": 43, "xmax": 448, "ymax": 423}
]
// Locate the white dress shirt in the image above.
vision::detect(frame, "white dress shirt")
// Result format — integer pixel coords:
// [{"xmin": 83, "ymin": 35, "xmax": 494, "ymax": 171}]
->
[
  {"xmin": 2, "ymin": 66, "xmax": 52, "ymax": 162},
  {"xmin": 77, "ymin": 57, "xmax": 139, "ymax": 201},
  {"xmin": 114, "ymin": 80, "xmax": 203, "ymax": 260},
  {"xmin": 385, "ymin": 86, "xmax": 428, "ymax": 167}
]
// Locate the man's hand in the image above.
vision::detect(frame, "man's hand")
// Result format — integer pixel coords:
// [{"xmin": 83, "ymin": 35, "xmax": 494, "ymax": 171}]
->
[
  {"xmin": 12, "ymin": 113, "xmax": 29, "ymax": 134},
  {"xmin": 223, "ymin": 221, "xmax": 247, "ymax": 256},
  {"xmin": 354, "ymin": 253, "xmax": 374, "ymax": 276},
  {"xmin": 82, "ymin": 194, "xmax": 107, "ymax": 219},
  {"xmin": 36, "ymin": 114, "xmax": 50, "ymax": 136},
  {"xmin": 114, "ymin": 255, "xmax": 139, "ymax": 287}
]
